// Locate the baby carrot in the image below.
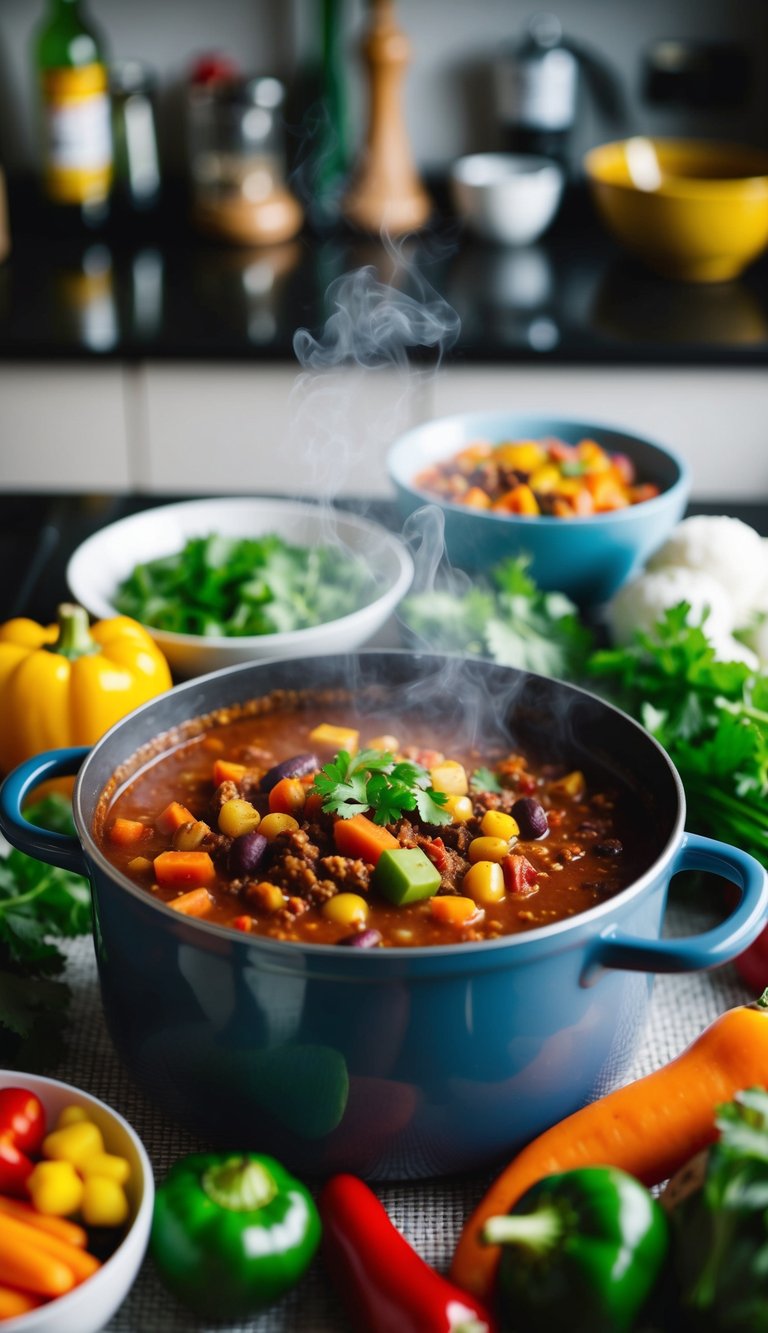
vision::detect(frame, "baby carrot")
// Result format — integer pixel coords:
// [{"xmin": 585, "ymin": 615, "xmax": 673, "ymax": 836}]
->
[
  {"xmin": 0, "ymin": 1196, "xmax": 87, "ymax": 1247},
  {"xmin": 452, "ymin": 991, "xmax": 768, "ymax": 1302},
  {"xmin": 0, "ymin": 1284, "xmax": 42, "ymax": 1319},
  {"xmin": 0, "ymin": 1216, "xmax": 76, "ymax": 1297},
  {"xmin": 0, "ymin": 1212, "xmax": 99, "ymax": 1285}
]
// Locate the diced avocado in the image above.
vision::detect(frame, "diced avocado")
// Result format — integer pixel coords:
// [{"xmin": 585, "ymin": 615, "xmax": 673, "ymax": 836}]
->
[{"xmin": 373, "ymin": 847, "xmax": 441, "ymax": 906}]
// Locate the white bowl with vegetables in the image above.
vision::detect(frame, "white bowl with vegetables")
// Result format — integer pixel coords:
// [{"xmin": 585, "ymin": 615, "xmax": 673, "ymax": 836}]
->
[
  {"xmin": 0, "ymin": 1072, "xmax": 153, "ymax": 1333},
  {"xmin": 67, "ymin": 498, "xmax": 414, "ymax": 679}
]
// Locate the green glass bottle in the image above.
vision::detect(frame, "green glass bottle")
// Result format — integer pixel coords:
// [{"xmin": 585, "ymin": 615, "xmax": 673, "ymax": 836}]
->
[{"xmin": 34, "ymin": 0, "xmax": 113, "ymax": 226}]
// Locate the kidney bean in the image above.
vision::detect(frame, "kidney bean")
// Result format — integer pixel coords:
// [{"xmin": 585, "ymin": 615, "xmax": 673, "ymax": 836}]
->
[
  {"xmin": 229, "ymin": 831, "xmax": 268, "ymax": 878},
  {"xmin": 260, "ymin": 754, "xmax": 320, "ymax": 793},
  {"xmin": 511, "ymin": 797, "xmax": 549, "ymax": 840},
  {"xmin": 595, "ymin": 838, "xmax": 623, "ymax": 857},
  {"xmin": 337, "ymin": 928, "xmax": 383, "ymax": 949}
]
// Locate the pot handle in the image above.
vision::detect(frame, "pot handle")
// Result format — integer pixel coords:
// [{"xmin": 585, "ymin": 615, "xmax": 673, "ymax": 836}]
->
[
  {"xmin": 0, "ymin": 748, "xmax": 90, "ymax": 877},
  {"xmin": 582, "ymin": 831, "xmax": 768, "ymax": 986}
]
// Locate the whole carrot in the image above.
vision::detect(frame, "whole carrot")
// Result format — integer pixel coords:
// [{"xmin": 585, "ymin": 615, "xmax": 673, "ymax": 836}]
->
[
  {"xmin": 452, "ymin": 991, "xmax": 768, "ymax": 1302},
  {"xmin": 0, "ymin": 1195, "xmax": 87, "ymax": 1248},
  {"xmin": 0, "ymin": 1284, "xmax": 43, "ymax": 1320},
  {"xmin": 0, "ymin": 1212, "xmax": 100, "ymax": 1284}
]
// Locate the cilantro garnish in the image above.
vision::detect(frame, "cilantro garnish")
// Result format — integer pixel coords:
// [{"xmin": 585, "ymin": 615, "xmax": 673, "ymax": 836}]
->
[
  {"xmin": 470, "ymin": 766, "xmax": 503, "ymax": 795},
  {"xmin": 311, "ymin": 749, "xmax": 450, "ymax": 827}
]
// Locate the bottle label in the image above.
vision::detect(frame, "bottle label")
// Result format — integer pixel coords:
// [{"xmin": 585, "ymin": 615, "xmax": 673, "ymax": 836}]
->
[
  {"xmin": 495, "ymin": 49, "xmax": 578, "ymax": 131},
  {"xmin": 41, "ymin": 64, "xmax": 113, "ymax": 204}
]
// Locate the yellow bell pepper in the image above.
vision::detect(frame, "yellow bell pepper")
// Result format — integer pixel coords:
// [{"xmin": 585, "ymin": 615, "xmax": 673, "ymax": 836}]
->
[{"xmin": 0, "ymin": 602, "xmax": 172, "ymax": 774}]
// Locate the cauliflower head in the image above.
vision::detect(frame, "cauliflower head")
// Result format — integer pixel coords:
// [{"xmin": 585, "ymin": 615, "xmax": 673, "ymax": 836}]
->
[{"xmin": 647, "ymin": 515, "xmax": 768, "ymax": 623}]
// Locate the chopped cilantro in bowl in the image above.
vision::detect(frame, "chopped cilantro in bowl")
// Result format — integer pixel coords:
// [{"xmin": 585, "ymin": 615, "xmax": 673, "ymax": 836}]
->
[{"xmin": 114, "ymin": 533, "xmax": 380, "ymax": 639}]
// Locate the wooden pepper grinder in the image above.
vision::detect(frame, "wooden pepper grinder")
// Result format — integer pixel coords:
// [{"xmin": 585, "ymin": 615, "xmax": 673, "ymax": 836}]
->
[{"xmin": 342, "ymin": 0, "xmax": 431, "ymax": 235}]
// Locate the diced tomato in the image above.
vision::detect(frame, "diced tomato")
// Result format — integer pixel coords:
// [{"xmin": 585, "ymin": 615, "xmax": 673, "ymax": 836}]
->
[
  {"xmin": 422, "ymin": 837, "xmax": 448, "ymax": 873},
  {"xmin": 502, "ymin": 853, "xmax": 539, "ymax": 897}
]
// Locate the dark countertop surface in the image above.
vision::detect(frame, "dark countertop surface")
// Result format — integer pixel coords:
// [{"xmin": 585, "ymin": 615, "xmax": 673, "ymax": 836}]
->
[{"xmin": 4, "ymin": 182, "xmax": 768, "ymax": 367}]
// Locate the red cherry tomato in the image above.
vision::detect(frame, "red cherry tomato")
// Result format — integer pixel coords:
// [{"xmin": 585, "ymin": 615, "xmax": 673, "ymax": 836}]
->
[
  {"xmin": 0, "ymin": 1087, "xmax": 46, "ymax": 1155},
  {"xmin": 0, "ymin": 1136, "xmax": 34, "ymax": 1197}
]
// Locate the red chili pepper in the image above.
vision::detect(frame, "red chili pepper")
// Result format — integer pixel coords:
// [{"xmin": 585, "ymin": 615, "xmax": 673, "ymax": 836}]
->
[
  {"xmin": 422, "ymin": 838, "xmax": 448, "ymax": 873},
  {"xmin": 319, "ymin": 1174, "xmax": 497, "ymax": 1333},
  {"xmin": 0, "ymin": 1088, "xmax": 46, "ymax": 1156}
]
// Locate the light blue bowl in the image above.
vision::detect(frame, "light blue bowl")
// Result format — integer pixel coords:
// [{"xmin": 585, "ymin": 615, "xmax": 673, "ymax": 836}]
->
[{"xmin": 388, "ymin": 412, "xmax": 690, "ymax": 603}]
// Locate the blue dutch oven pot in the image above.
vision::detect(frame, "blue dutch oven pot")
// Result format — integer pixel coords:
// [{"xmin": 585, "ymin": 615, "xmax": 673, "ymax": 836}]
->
[{"xmin": 1, "ymin": 652, "xmax": 766, "ymax": 1180}]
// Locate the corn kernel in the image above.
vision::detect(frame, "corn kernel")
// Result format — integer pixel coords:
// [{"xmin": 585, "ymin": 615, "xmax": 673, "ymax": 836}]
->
[
  {"xmin": 468, "ymin": 836, "xmax": 511, "ymax": 864},
  {"xmin": 549, "ymin": 771, "xmax": 586, "ymax": 799},
  {"xmin": 480, "ymin": 810, "xmax": 519, "ymax": 841},
  {"xmin": 445, "ymin": 794, "xmax": 473, "ymax": 823},
  {"xmin": 259, "ymin": 813, "xmax": 300, "ymax": 841},
  {"xmin": 27, "ymin": 1160, "xmax": 84, "ymax": 1216},
  {"xmin": 43, "ymin": 1120, "xmax": 104, "ymax": 1168},
  {"xmin": 463, "ymin": 860, "xmax": 506, "ymax": 905},
  {"xmin": 528, "ymin": 464, "xmax": 561, "ymax": 494},
  {"xmin": 81, "ymin": 1152, "xmax": 131, "ymax": 1185},
  {"xmin": 430, "ymin": 760, "xmax": 469, "ymax": 796},
  {"xmin": 309, "ymin": 723, "xmax": 360, "ymax": 756},
  {"xmin": 322, "ymin": 893, "xmax": 370, "ymax": 929},
  {"xmin": 218, "ymin": 798, "xmax": 261, "ymax": 838},
  {"xmin": 494, "ymin": 441, "xmax": 546, "ymax": 473},
  {"xmin": 81, "ymin": 1176, "xmax": 130, "ymax": 1228},
  {"xmin": 246, "ymin": 881, "xmax": 286, "ymax": 914}
]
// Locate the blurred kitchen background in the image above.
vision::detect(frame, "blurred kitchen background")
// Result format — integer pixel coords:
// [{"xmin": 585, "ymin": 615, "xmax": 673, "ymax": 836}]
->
[{"xmin": 0, "ymin": 0, "xmax": 767, "ymax": 499}]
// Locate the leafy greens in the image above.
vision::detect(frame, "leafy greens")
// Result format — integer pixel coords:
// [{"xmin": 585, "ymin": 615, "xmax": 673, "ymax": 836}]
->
[
  {"xmin": 0, "ymin": 794, "xmax": 91, "ymax": 1069},
  {"xmin": 311, "ymin": 749, "xmax": 450, "ymax": 827},
  {"xmin": 114, "ymin": 533, "xmax": 378, "ymax": 638},
  {"xmin": 400, "ymin": 556, "xmax": 593, "ymax": 679}
]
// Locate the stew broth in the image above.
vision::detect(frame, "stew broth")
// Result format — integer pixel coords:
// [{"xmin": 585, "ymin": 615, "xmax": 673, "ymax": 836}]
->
[{"xmin": 94, "ymin": 692, "xmax": 647, "ymax": 948}]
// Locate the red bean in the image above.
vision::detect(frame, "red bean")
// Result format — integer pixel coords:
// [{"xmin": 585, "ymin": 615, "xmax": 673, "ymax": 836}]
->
[
  {"xmin": 511, "ymin": 797, "xmax": 549, "ymax": 840},
  {"xmin": 337, "ymin": 928, "xmax": 383, "ymax": 949},
  {"xmin": 229, "ymin": 832, "xmax": 268, "ymax": 878},
  {"xmin": 260, "ymin": 754, "xmax": 320, "ymax": 793}
]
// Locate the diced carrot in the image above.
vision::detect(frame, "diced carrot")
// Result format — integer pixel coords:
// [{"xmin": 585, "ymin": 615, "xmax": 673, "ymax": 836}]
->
[
  {"xmin": 268, "ymin": 777, "xmax": 306, "ymax": 816},
  {"xmin": 232, "ymin": 915, "xmax": 254, "ymax": 932},
  {"xmin": 0, "ymin": 1214, "xmax": 77, "ymax": 1297},
  {"xmin": 629, "ymin": 483, "xmax": 661, "ymax": 504},
  {"xmin": 155, "ymin": 801, "xmax": 196, "ymax": 835},
  {"xmin": 463, "ymin": 487, "xmax": 493, "ymax": 510},
  {"xmin": 213, "ymin": 759, "xmax": 246, "ymax": 787},
  {"xmin": 108, "ymin": 817, "xmax": 150, "ymax": 846},
  {"xmin": 0, "ymin": 1284, "xmax": 43, "ymax": 1318},
  {"xmin": 493, "ymin": 484, "xmax": 540, "ymax": 516},
  {"xmin": 0, "ymin": 1197, "xmax": 86, "ymax": 1248},
  {"xmin": 303, "ymin": 792, "xmax": 324, "ymax": 821},
  {"xmin": 167, "ymin": 888, "xmax": 213, "ymax": 917},
  {"xmin": 333, "ymin": 814, "xmax": 399, "ymax": 866},
  {"xmin": 430, "ymin": 896, "xmax": 482, "ymax": 926},
  {"xmin": 154, "ymin": 850, "xmax": 215, "ymax": 888}
]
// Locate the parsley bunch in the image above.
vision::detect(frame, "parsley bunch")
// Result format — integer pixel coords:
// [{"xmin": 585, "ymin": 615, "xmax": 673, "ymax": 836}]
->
[
  {"xmin": 312, "ymin": 749, "xmax": 450, "ymax": 827},
  {"xmin": 587, "ymin": 604, "xmax": 768, "ymax": 863},
  {"xmin": 0, "ymin": 795, "xmax": 92, "ymax": 1069},
  {"xmin": 400, "ymin": 556, "xmax": 593, "ymax": 679}
]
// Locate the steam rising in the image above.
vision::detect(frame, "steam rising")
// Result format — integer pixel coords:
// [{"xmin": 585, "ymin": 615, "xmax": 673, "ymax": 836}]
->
[{"xmin": 293, "ymin": 263, "xmax": 460, "ymax": 370}]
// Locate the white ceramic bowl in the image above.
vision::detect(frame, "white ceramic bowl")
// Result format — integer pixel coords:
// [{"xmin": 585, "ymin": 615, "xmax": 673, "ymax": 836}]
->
[
  {"xmin": 450, "ymin": 152, "xmax": 564, "ymax": 245},
  {"xmin": 0, "ymin": 1071, "xmax": 153, "ymax": 1333},
  {"xmin": 67, "ymin": 498, "xmax": 415, "ymax": 679}
]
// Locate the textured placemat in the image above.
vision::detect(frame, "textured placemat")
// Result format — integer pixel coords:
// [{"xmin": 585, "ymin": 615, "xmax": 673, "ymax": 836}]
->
[{"xmin": 41, "ymin": 909, "xmax": 753, "ymax": 1333}]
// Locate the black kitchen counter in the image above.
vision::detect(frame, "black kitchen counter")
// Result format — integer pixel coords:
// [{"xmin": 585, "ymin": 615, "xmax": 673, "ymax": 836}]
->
[{"xmin": 3, "ymin": 182, "xmax": 768, "ymax": 366}]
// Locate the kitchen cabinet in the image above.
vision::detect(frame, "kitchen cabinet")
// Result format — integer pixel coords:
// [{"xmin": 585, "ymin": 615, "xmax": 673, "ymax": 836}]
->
[{"xmin": 0, "ymin": 365, "xmax": 131, "ymax": 490}]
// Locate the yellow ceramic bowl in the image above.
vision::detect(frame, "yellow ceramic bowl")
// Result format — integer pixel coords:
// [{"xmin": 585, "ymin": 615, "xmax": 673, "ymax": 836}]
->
[{"xmin": 584, "ymin": 138, "xmax": 768, "ymax": 283}]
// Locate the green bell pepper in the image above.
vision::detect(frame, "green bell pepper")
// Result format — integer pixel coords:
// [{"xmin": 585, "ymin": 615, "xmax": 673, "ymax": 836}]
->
[
  {"xmin": 150, "ymin": 1152, "xmax": 321, "ymax": 1319},
  {"xmin": 481, "ymin": 1165, "xmax": 668, "ymax": 1333}
]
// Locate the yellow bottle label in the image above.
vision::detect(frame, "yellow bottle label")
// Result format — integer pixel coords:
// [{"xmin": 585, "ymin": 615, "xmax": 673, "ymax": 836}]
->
[{"xmin": 41, "ymin": 63, "xmax": 112, "ymax": 205}]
